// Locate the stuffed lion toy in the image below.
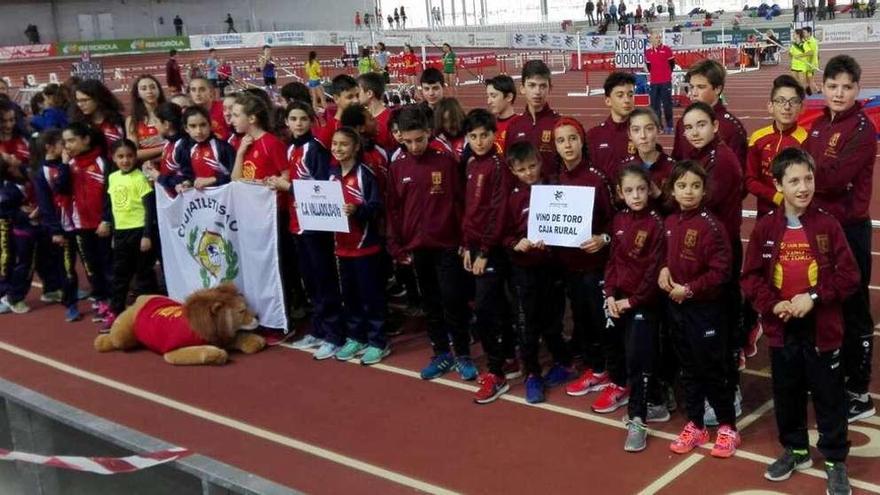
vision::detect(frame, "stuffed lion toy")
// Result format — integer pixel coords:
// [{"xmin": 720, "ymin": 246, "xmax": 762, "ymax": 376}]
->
[{"xmin": 94, "ymin": 283, "xmax": 265, "ymax": 365}]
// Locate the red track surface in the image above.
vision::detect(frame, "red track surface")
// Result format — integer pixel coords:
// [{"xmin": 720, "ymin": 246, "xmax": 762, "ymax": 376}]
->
[{"xmin": 0, "ymin": 44, "xmax": 879, "ymax": 494}]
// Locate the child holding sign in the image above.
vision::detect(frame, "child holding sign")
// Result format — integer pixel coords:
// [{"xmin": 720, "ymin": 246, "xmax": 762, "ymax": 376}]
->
[
  {"xmin": 659, "ymin": 160, "xmax": 739, "ymax": 459},
  {"xmin": 552, "ymin": 118, "xmax": 616, "ymax": 405},
  {"xmin": 604, "ymin": 165, "xmax": 667, "ymax": 452},
  {"xmin": 503, "ymin": 141, "xmax": 572, "ymax": 404}
]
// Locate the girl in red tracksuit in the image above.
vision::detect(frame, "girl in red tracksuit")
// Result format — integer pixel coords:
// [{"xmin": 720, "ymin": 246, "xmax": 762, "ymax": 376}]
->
[
  {"xmin": 553, "ymin": 118, "xmax": 617, "ymax": 404},
  {"xmin": 175, "ymin": 106, "xmax": 234, "ymax": 191},
  {"xmin": 431, "ymin": 98, "xmax": 467, "ymax": 162},
  {"xmin": 145, "ymin": 101, "xmax": 185, "ymax": 194},
  {"xmin": 604, "ymin": 165, "xmax": 667, "ymax": 452},
  {"xmin": 72, "ymin": 80, "xmax": 125, "ymax": 149},
  {"xmin": 660, "ymin": 160, "xmax": 739, "ymax": 459},
  {"xmin": 267, "ymin": 102, "xmax": 342, "ymax": 354},
  {"xmin": 230, "ymin": 93, "xmax": 285, "ymax": 182},
  {"xmin": 62, "ymin": 122, "xmax": 113, "ymax": 322},
  {"xmin": 327, "ymin": 127, "xmax": 387, "ymax": 365}
]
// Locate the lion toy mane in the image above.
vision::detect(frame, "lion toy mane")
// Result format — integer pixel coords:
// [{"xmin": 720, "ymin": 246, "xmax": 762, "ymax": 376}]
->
[{"xmin": 93, "ymin": 283, "xmax": 265, "ymax": 365}]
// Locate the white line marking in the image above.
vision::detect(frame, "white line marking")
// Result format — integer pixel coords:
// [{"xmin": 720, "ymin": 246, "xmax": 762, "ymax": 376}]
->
[
  {"xmin": 736, "ymin": 399, "xmax": 774, "ymax": 432},
  {"xmin": 0, "ymin": 341, "xmax": 459, "ymax": 495},
  {"xmin": 635, "ymin": 454, "xmax": 704, "ymax": 495}
]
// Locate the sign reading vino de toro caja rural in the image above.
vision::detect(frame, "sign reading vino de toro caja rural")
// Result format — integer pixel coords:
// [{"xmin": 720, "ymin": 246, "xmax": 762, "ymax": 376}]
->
[{"xmin": 527, "ymin": 185, "xmax": 595, "ymax": 247}]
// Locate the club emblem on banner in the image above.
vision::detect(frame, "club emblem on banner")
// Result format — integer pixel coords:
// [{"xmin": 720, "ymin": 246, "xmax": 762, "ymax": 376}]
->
[{"xmin": 187, "ymin": 228, "xmax": 239, "ymax": 287}]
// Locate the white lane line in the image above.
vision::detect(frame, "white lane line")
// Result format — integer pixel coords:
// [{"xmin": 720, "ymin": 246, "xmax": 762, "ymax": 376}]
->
[
  {"xmin": 0, "ymin": 341, "xmax": 460, "ymax": 495},
  {"xmin": 736, "ymin": 399, "xmax": 775, "ymax": 432},
  {"xmin": 635, "ymin": 454, "xmax": 704, "ymax": 495}
]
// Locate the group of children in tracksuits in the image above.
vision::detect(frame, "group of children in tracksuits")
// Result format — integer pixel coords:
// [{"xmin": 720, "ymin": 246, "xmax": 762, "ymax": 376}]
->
[{"xmin": 0, "ymin": 48, "xmax": 874, "ymax": 495}]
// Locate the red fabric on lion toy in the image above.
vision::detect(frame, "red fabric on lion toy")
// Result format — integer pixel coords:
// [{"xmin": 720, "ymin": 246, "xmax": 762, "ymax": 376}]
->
[{"xmin": 93, "ymin": 283, "xmax": 265, "ymax": 365}]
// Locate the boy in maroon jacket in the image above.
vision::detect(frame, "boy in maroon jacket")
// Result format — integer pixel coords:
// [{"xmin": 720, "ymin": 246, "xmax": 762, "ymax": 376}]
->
[
  {"xmin": 587, "ymin": 71, "xmax": 636, "ymax": 182},
  {"xmin": 672, "ymin": 59, "xmax": 748, "ymax": 167},
  {"xmin": 460, "ymin": 109, "xmax": 514, "ymax": 403},
  {"xmin": 802, "ymin": 55, "xmax": 877, "ymax": 422},
  {"xmin": 502, "ymin": 142, "xmax": 572, "ymax": 404},
  {"xmin": 505, "ymin": 60, "xmax": 560, "ymax": 180},
  {"xmin": 385, "ymin": 106, "xmax": 477, "ymax": 381},
  {"xmin": 741, "ymin": 148, "xmax": 859, "ymax": 494}
]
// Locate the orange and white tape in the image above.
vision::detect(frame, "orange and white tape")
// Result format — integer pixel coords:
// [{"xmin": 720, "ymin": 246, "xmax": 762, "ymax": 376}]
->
[{"xmin": 0, "ymin": 446, "xmax": 192, "ymax": 475}]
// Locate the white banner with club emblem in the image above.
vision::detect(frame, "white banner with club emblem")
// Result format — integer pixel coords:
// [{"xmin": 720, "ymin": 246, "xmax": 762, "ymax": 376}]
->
[{"xmin": 156, "ymin": 182, "xmax": 287, "ymax": 330}]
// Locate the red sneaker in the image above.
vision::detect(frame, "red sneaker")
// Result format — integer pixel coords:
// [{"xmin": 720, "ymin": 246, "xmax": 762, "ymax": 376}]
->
[
  {"xmin": 565, "ymin": 369, "xmax": 610, "ymax": 397},
  {"xmin": 592, "ymin": 384, "xmax": 630, "ymax": 413},
  {"xmin": 744, "ymin": 322, "xmax": 763, "ymax": 358},
  {"xmin": 710, "ymin": 425, "xmax": 741, "ymax": 458},
  {"xmin": 670, "ymin": 421, "xmax": 710, "ymax": 454},
  {"xmin": 502, "ymin": 358, "xmax": 522, "ymax": 380},
  {"xmin": 473, "ymin": 373, "xmax": 509, "ymax": 404}
]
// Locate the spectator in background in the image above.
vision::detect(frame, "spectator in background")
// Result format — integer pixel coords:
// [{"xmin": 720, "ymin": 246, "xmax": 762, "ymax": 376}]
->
[
  {"xmin": 166, "ymin": 49, "xmax": 183, "ymax": 94},
  {"xmin": 225, "ymin": 13, "xmax": 237, "ymax": 33},
  {"xmin": 619, "ymin": 0, "xmax": 628, "ymax": 20},
  {"xmin": 205, "ymin": 48, "xmax": 219, "ymax": 98},
  {"xmin": 586, "ymin": 1, "xmax": 597, "ymax": 25},
  {"xmin": 401, "ymin": 6, "xmax": 408, "ymax": 28},
  {"xmin": 609, "ymin": 1, "xmax": 619, "ymax": 22},
  {"xmin": 636, "ymin": 3, "xmax": 643, "ymax": 22},
  {"xmin": 24, "ymin": 24, "xmax": 40, "ymax": 44},
  {"xmin": 394, "ymin": 8, "xmax": 400, "ymax": 28},
  {"xmin": 387, "ymin": 13, "xmax": 394, "ymax": 28},
  {"xmin": 645, "ymin": 29, "xmax": 675, "ymax": 133},
  {"xmin": 374, "ymin": 42, "xmax": 391, "ymax": 83},
  {"xmin": 827, "ymin": 0, "xmax": 836, "ymax": 17},
  {"xmin": 217, "ymin": 58, "xmax": 232, "ymax": 96},
  {"xmin": 667, "ymin": 0, "xmax": 675, "ymax": 20},
  {"xmin": 355, "ymin": 11, "xmax": 362, "ymax": 30},
  {"xmin": 173, "ymin": 15, "xmax": 184, "ymax": 36},
  {"xmin": 819, "ymin": 0, "xmax": 827, "ymax": 18},
  {"xmin": 807, "ymin": 0, "xmax": 817, "ymax": 19},
  {"xmin": 364, "ymin": 12, "xmax": 372, "ymax": 29}
]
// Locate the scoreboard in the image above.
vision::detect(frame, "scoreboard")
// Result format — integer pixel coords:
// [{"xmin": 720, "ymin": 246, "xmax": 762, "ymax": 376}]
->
[{"xmin": 614, "ymin": 37, "xmax": 647, "ymax": 69}]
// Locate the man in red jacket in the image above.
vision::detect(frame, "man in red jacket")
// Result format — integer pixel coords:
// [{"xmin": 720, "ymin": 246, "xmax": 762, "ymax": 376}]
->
[
  {"xmin": 505, "ymin": 60, "xmax": 560, "ymax": 180},
  {"xmin": 802, "ymin": 55, "xmax": 877, "ymax": 423},
  {"xmin": 385, "ymin": 106, "xmax": 476, "ymax": 382},
  {"xmin": 741, "ymin": 147, "xmax": 859, "ymax": 494},
  {"xmin": 587, "ymin": 71, "xmax": 636, "ymax": 182}
]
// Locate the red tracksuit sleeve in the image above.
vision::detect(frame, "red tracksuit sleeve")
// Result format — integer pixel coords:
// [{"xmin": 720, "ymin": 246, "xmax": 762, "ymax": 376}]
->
[
  {"xmin": 741, "ymin": 220, "xmax": 783, "ymax": 315},
  {"xmin": 627, "ymin": 220, "xmax": 665, "ymax": 308},
  {"xmin": 744, "ymin": 139, "xmax": 778, "ymax": 205},
  {"xmin": 812, "ymin": 122, "xmax": 876, "ymax": 196},
  {"xmin": 815, "ymin": 218, "xmax": 861, "ymax": 303},
  {"xmin": 688, "ymin": 219, "xmax": 731, "ymax": 298},
  {"xmin": 267, "ymin": 137, "xmax": 286, "ymax": 177}
]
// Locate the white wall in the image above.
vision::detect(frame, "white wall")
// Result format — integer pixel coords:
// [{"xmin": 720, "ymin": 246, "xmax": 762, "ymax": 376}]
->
[{"xmin": 0, "ymin": 0, "xmax": 371, "ymax": 45}]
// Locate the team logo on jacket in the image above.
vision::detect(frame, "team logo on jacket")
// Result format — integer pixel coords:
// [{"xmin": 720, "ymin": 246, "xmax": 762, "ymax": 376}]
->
[
  {"xmin": 186, "ymin": 229, "xmax": 239, "ymax": 288},
  {"xmin": 242, "ymin": 161, "xmax": 256, "ymax": 180},
  {"xmin": 634, "ymin": 230, "xmax": 647, "ymax": 249},
  {"xmin": 541, "ymin": 130, "xmax": 552, "ymax": 143},
  {"xmin": 684, "ymin": 228, "xmax": 698, "ymax": 248},
  {"xmin": 430, "ymin": 171, "xmax": 444, "ymax": 194},
  {"xmin": 816, "ymin": 234, "xmax": 829, "ymax": 254},
  {"xmin": 825, "ymin": 132, "xmax": 841, "ymax": 158},
  {"xmin": 627, "ymin": 142, "xmax": 636, "ymax": 154}
]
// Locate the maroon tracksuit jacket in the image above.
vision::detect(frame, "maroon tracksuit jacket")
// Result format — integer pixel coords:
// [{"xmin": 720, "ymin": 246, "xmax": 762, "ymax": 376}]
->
[
  {"xmin": 617, "ymin": 148, "xmax": 674, "ymax": 211},
  {"xmin": 673, "ymin": 101, "xmax": 748, "ymax": 167},
  {"xmin": 587, "ymin": 116, "xmax": 636, "ymax": 181},
  {"xmin": 689, "ymin": 139, "xmax": 743, "ymax": 245},
  {"xmin": 505, "ymin": 104, "xmax": 560, "ymax": 178},
  {"xmin": 604, "ymin": 208, "xmax": 666, "ymax": 307},
  {"xmin": 386, "ymin": 147, "xmax": 463, "ymax": 258},
  {"xmin": 663, "ymin": 206, "xmax": 731, "ymax": 301},
  {"xmin": 802, "ymin": 103, "xmax": 877, "ymax": 226},
  {"xmin": 502, "ymin": 180, "xmax": 555, "ymax": 267},
  {"xmin": 741, "ymin": 205, "xmax": 860, "ymax": 351},
  {"xmin": 462, "ymin": 148, "xmax": 513, "ymax": 254},
  {"xmin": 555, "ymin": 158, "xmax": 614, "ymax": 272}
]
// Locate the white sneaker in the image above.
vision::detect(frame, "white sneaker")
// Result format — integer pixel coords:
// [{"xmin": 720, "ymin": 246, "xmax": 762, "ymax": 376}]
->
[
  {"xmin": 1, "ymin": 296, "xmax": 29, "ymax": 314},
  {"xmin": 313, "ymin": 342, "xmax": 340, "ymax": 360},
  {"xmin": 291, "ymin": 334, "xmax": 324, "ymax": 350},
  {"xmin": 40, "ymin": 290, "xmax": 63, "ymax": 304},
  {"xmin": 704, "ymin": 387, "xmax": 743, "ymax": 427}
]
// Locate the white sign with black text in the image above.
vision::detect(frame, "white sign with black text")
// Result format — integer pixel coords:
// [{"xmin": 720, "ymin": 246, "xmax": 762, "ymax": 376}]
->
[
  {"xmin": 527, "ymin": 185, "xmax": 594, "ymax": 248},
  {"xmin": 292, "ymin": 180, "xmax": 349, "ymax": 233}
]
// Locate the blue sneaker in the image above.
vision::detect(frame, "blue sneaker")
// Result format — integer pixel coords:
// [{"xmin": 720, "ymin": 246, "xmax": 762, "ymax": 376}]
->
[
  {"xmin": 543, "ymin": 364, "xmax": 574, "ymax": 387},
  {"xmin": 455, "ymin": 356, "xmax": 479, "ymax": 381},
  {"xmin": 420, "ymin": 353, "xmax": 455, "ymax": 380},
  {"xmin": 525, "ymin": 374, "xmax": 546, "ymax": 404},
  {"xmin": 65, "ymin": 305, "xmax": 82, "ymax": 322}
]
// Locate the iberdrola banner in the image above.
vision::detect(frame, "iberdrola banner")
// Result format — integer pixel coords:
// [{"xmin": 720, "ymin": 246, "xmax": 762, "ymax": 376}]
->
[{"xmin": 156, "ymin": 182, "xmax": 287, "ymax": 330}]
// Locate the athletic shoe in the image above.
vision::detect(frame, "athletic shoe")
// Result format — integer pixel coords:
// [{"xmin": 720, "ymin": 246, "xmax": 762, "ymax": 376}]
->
[
  {"xmin": 744, "ymin": 322, "xmax": 763, "ymax": 358},
  {"xmin": 0, "ymin": 299, "xmax": 11, "ymax": 314},
  {"xmin": 1, "ymin": 296, "xmax": 29, "ymax": 314},
  {"xmin": 455, "ymin": 356, "xmax": 479, "ymax": 381},
  {"xmin": 646, "ymin": 403, "xmax": 671, "ymax": 423},
  {"xmin": 669, "ymin": 421, "xmax": 709, "ymax": 454},
  {"xmin": 502, "ymin": 358, "xmax": 522, "ymax": 380},
  {"xmin": 77, "ymin": 289, "xmax": 91, "ymax": 300},
  {"xmin": 592, "ymin": 384, "xmax": 630, "ymax": 413},
  {"xmin": 291, "ymin": 334, "xmax": 324, "ymax": 350},
  {"xmin": 360, "ymin": 345, "xmax": 390, "ymax": 366},
  {"xmin": 313, "ymin": 341, "xmax": 341, "ymax": 361},
  {"xmin": 847, "ymin": 391, "xmax": 876, "ymax": 423},
  {"xmin": 543, "ymin": 364, "xmax": 575, "ymax": 387},
  {"xmin": 335, "ymin": 338, "xmax": 368, "ymax": 361},
  {"xmin": 624, "ymin": 417, "xmax": 648, "ymax": 452},
  {"xmin": 92, "ymin": 300, "xmax": 110, "ymax": 322},
  {"xmin": 705, "ymin": 388, "xmax": 742, "ymax": 427},
  {"xmin": 525, "ymin": 374, "xmax": 546, "ymax": 404},
  {"xmin": 64, "ymin": 305, "xmax": 82, "ymax": 322},
  {"xmin": 420, "ymin": 353, "xmax": 455, "ymax": 380},
  {"xmin": 764, "ymin": 448, "xmax": 812, "ymax": 481},
  {"xmin": 710, "ymin": 425, "xmax": 741, "ymax": 458},
  {"xmin": 102, "ymin": 311, "xmax": 117, "ymax": 331},
  {"xmin": 40, "ymin": 290, "xmax": 63, "ymax": 304},
  {"xmin": 825, "ymin": 462, "xmax": 852, "ymax": 495},
  {"xmin": 473, "ymin": 372, "xmax": 509, "ymax": 404},
  {"xmin": 565, "ymin": 369, "xmax": 610, "ymax": 396}
]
